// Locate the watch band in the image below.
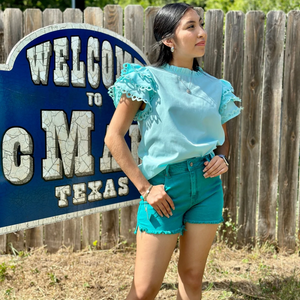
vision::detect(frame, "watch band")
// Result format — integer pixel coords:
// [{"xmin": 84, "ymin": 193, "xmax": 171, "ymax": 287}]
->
[{"xmin": 218, "ymin": 154, "xmax": 229, "ymax": 166}]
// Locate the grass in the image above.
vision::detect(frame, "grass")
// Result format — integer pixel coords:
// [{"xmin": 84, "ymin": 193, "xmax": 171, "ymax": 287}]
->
[{"xmin": 0, "ymin": 242, "xmax": 299, "ymax": 299}]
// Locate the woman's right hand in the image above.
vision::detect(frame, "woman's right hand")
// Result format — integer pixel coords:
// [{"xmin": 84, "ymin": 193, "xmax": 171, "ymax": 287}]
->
[{"xmin": 146, "ymin": 185, "xmax": 175, "ymax": 218}]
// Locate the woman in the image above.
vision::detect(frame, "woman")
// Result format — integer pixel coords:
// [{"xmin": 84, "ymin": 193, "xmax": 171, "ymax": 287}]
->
[{"xmin": 105, "ymin": 3, "xmax": 241, "ymax": 299}]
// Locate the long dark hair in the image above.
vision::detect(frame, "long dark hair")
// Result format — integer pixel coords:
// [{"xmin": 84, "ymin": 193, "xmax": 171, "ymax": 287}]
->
[{"xmin": 153, "ymin": 3, "xmax": 200, "ymax": 71}]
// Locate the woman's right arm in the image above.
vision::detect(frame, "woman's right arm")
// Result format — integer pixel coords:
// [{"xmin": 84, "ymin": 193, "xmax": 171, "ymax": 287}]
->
[{"xmin": 104, "ymin": 95, "xmax": 174, "ymax": 217}]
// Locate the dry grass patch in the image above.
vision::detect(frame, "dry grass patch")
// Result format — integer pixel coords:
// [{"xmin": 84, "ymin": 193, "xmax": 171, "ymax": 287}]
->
[{"xmin": 0, "ymin": 243, "xmax": 299, "ymax": 299}]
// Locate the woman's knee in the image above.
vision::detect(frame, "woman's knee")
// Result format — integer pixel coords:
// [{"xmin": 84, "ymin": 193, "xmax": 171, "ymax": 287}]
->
[
  {"xmin": 178, "ymin": 267, "xmax": 204, "ymax": 290},
  {"xmin": 129, "ymin": 279, "xmax": 161, "ymax": 300}
]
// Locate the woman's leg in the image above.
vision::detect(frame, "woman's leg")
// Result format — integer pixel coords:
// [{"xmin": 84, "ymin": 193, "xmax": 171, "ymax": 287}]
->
[
  {"xmin": 177, "ymin": 223, "xmax": 219, "ymax": 300},
  {"xmin": 126, "ymin": 229, "xmax": 179, "ymax": 300}
]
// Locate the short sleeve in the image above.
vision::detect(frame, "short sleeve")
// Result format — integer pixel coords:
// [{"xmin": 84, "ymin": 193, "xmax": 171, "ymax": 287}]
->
[
  {"xmin": 219, "ymin": 79, "xmax": 242, "ymax": 124},
  {"xmin": 108, "ymin": 63, "xmax": 158, "ymax": 121}
]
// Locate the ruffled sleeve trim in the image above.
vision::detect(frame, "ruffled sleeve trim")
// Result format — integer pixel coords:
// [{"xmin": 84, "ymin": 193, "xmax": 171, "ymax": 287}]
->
[
  {"xmin": 219, "ymin": 79, "xmax": 242, "ymax": 124},
  {"xmin": 108, "ymin": 63, "xmax": 158, "ymax": 121}
]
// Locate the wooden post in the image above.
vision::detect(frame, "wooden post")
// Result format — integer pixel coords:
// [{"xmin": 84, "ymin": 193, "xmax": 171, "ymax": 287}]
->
[
  {"xmin": 119, "ymin": 5, "xmax": 144, "ymax": 246},
  {"xmin": 23, "ymin": 9, "xmax": 44, "ymax": 250},
  {"xmin": 278, "ymin": 11, "xmax": 300, "ymax": 252},
  {"xmin": 258, "ymin": 11, "xmax": 285, "ymax": 244},
  {"xmin": 61, "ymin": 8, "xmax": 83, "ymax": 252},
  {"xmin": 144, "ymin": 7, "xmax": 160, "ymax": 64},
  {"xmin": 81, "ymin": 7, "xmax": 104, "ymax": 250},
  {"xmin": 238, "ymin": 11, "xmax": 265, "ymax": 247},
  {"xmin": 0, "ymin": 10, "xmax": 6, "ymax": 253},
  {"xmin": 4, "ymin": 8, "xmax": 25, "ymax": 253},
  {"xmin": 100, "ymin": 5, "xmax": 123, "ymax": 250},
  {"xmin": 221, "ymin": 11, "xmax": 244, "ymax": 245},
  {"xmin": 42, "ymin": 9, "xmax": 63, "ymax": 253},
  {"xmin": 203, "ymin": 9, "xmax": 224, "ymax": 78}
]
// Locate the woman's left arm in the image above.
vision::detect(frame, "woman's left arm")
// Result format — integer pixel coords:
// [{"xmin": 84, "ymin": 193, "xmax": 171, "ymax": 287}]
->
[{"xmin": 203, "ymin": 123, "xmax": 229, "ymax": 178}]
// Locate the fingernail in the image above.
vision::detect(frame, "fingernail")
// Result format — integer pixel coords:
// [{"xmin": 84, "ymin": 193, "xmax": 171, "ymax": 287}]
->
[{"xmin": 170, "ymin": 212, "xmax": 173, "ymax": 216}]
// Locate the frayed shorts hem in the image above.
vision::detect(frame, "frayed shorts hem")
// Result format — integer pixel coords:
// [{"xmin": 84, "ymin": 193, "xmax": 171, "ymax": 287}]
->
[
  {"xmin": 184, "ymin": 218, "xmax": 224, "ymax": 225},
  {"xmin": 134, "ymin": 225, "xmax": 185, "ymax": 236}
]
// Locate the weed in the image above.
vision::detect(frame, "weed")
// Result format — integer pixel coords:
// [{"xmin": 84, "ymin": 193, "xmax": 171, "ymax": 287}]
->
[
  {"xmin": 218, "ymin": 290, "xmax": 234, "ymax": 299},
  {"xmin": 31, "ymin": 268, "xmax": 39, "ymax": 274},
  {"xmin": 205, "ymin": 282, "xmax": 214, "ymax": 291},
  {"xmin": 4, "ymin": 288, "xmax": 13, "ymax": 296},
  {"xmin": 48, "ymin": 272, "xmax": 59, "ymax": 285},
  {"xmin": 0, "ymin": 262, "xmax": 8, "ymax": 281}
]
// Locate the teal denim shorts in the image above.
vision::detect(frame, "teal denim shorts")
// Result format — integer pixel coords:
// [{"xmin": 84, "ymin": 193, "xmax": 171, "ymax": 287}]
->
[{"xmin": 135, "ymin": 154, "xmax": 224, "ymax": 235}]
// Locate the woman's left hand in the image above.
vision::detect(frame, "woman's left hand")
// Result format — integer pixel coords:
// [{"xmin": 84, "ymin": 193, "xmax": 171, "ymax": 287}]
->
[{"xmin": 203, "ymin": 156, "xmax": 228, "ymax": 178}]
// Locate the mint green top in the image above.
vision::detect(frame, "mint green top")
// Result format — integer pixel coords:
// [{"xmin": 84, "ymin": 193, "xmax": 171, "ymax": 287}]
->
[{"xmin": 108, "ymin": 63, "xmax": 241, "ymax": 180}]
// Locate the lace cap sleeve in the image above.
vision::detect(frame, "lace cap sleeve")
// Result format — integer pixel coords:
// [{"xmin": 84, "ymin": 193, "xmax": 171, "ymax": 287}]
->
[
  {"xmin": 108, "ymin": 63, "xmax": 158, "ymax": 121},
  {"xmin": 219, "ymin": 79, "xmax": 242, "ymax": 124}
]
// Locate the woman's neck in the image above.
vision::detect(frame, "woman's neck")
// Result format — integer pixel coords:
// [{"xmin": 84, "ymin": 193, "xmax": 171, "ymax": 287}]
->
[{"xmin": 169, "ymin": 57, "xmax": 194, "ymax": 70}]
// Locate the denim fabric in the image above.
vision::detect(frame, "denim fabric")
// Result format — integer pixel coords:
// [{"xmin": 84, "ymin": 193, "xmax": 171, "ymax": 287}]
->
[{"xmin": 135, "ymin": 154, "xmax": 224, "ymax": 235}]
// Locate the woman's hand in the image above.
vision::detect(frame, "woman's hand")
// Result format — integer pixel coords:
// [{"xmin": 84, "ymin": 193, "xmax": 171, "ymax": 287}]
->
[
  {"xmin": 146, "ymin": 185, "xmax": 175, "ymax": 218},
  {"xmin": 203, "ymin": 155, "xmax": 228, "ymax": 178}
]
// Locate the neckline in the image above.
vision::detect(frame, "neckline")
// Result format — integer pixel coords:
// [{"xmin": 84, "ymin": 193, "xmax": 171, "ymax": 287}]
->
[{"xmin": 161, "ymin": 63, "xmax": 203, "ymax": 77}]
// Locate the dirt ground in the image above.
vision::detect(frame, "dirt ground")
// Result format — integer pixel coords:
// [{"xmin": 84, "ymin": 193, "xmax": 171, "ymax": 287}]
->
[{"xmin": 0, "ymin": 242, "xmax": 299, "ymax": 300}]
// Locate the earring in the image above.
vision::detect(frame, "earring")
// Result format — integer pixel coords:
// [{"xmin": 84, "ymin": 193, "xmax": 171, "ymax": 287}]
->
[{"xmin": 171, "ymin": 46, "xmax": 174, "ymax": 53}]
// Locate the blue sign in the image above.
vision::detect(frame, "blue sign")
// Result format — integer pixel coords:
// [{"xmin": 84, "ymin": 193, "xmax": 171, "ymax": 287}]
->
[{"xmin": 0, "ymin": 24, "xmax": 149, "ymax": 234}]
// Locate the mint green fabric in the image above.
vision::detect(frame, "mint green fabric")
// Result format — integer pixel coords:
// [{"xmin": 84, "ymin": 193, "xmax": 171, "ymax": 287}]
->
[{"xmin": 108, "ymin": 63, "xmax": 241, "ymax": 180}]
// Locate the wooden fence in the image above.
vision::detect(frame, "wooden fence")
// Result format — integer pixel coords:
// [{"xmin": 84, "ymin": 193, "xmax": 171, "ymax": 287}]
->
[{"xmin": 0, "ymin": 6, "xmax": 299, "ymax": 253}]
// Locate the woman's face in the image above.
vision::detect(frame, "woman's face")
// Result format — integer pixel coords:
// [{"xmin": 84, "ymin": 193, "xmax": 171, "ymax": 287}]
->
[{"xmin": 171, "ymin": 9, "xmax": 207, "ymax": 61}]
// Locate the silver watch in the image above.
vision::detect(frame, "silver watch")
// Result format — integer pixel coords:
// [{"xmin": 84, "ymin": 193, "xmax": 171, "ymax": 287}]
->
[{"xmin": 218, "ymin": 154, "xmax": 229, "ymax": 166}]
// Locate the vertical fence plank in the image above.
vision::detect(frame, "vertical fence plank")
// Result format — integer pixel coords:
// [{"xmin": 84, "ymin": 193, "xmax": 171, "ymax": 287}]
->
[
  {"xmin": 144, "ymin": 7, "xmax": 159, "ymax": 64},
  {"xmin": 221, "ymin": 11, "xmax": 244, "ymax": 245},
  {"xmin": 0, "ymin": 10, "xmax": 6, "ymax": 253},
  {"xmin": 298, "ymin": 175, "xmax": 300, "ymax": 243},
  {"xmin": 81, "ymin": 7, "xmax": 103, "ymax": 250},
  {"xmin": 0, "ymin": 10, "xmax": 4, "ymax": 64},
  {"xmin": 100, "ymin": 5, "xmax": 123, "ymax": 249},
  {"xmin": 84, "ymin": 7, "xmax": 103, "ymax": 27},
  {"xmin": 278, "ymin": 11, "xmax": 300, "ymax": 252},
  {"xmin": 258, "ymin": 11, "xmax": 285, "ymax": 244},
  {"xmin": 120, "ymin": 5, "xmax": 144, "ymax": 245},
  {"xmin": 203, "ymin": 9, "xmax": 224, "ymax": 78},
  {"xmin": 4, "ymin": 8, "xmax": 25, "ymax": 253},
  {"xmin": 23, "ymin": 9, "xmax": 44, "ymax": 249},
  {"xmin": 23, "ymin": 9, "xmax": 42, "ymax": 35},
  {"xmin": 238, "ymin": 11, "xmax": 265, "ymax": 247},
  {"xmin": 61, "ymin": 8, "xmax": 83, "ymax": 251},
  {"xmin": 63, "ymin": 8, "xmax": 83, "ymax": 23},
  {"xmin": 3, "ymin": 9, "xmax": 23, "ymax": 59},
  {"xmin": 43, "ymin": 9, "xmax": 62, "ymax": 26},
  {"xmin": 42, "ymin": 8, "xmax": 63, "ymax": 253}
]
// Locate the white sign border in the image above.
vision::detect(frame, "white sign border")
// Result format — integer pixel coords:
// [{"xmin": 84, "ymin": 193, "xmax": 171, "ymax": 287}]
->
[
  {"xmin": 1, "ymin": 22, "xmax": 150, "ymax": 71},
  {"xmin": 0, "ymin": 198, "xmax": 140, "ymax": 235}
]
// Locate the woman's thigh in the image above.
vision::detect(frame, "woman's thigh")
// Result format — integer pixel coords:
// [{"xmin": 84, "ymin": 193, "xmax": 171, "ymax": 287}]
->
[
  {"xmin": 133, "ymin": 229, "xmax": 179, "ymax": 288},
  {"xmin": 178, "ymin": 223, "xmax": 219, "ymax": 279}
]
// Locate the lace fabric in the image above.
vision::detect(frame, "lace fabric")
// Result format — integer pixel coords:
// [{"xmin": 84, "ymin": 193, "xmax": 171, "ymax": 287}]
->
[
  {"xmin": 108, "ymin": 63, "xmax": 158, "ymax": 121},
  {"xmin": 219, "ymin": 79, "xmax": 242, "ymax": 124}
]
